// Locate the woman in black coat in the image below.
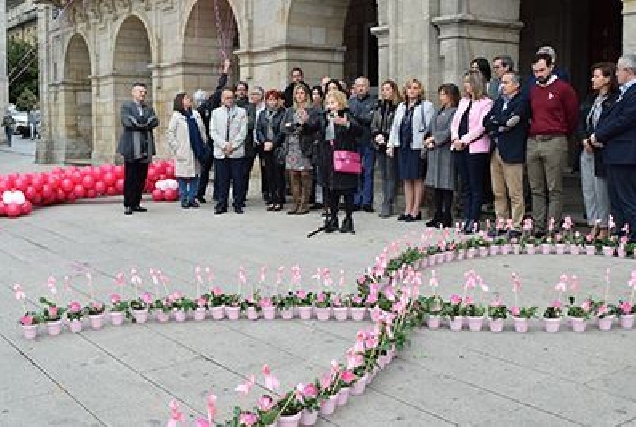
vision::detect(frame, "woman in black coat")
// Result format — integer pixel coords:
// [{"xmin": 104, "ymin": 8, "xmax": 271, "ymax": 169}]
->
[{"xmin": 314, "ymin": 90, "xmax": 363, "ymax": 234}]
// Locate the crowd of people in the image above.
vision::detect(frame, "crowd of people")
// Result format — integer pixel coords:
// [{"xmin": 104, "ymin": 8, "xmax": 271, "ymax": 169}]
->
[{"xmin": 116, "ymin": 48, "xmax": 636, "ymax": 243}]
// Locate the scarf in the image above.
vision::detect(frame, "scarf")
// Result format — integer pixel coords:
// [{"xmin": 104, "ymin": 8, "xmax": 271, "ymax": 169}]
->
[{"xmin": 182, "ymin": 109, "xmax": 207, "ymax": 163}]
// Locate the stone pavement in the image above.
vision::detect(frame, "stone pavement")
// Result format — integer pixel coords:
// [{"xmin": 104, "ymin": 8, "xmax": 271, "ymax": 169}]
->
[{"xmin": 0, "ymin": 148, "xmax": 635, "ymax": 427}]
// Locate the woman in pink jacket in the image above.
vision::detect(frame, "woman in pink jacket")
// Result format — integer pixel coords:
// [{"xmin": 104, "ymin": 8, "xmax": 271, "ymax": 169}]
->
[{"xmin": 450, "ymin": 70, "xmax": 493, "ymax": 233}]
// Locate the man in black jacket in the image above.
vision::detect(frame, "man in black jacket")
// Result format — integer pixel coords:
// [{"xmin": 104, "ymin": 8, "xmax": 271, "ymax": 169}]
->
[
  {"xmin": 349, "ymin": 77, "xmax": 376, "ymax": 211},
  {"xmin": 284, "ymin": 67, "xmax": 305, "ymax": 108},
  {"xmin": 196, "ymin": 58, "xmax": 230, "ymax": 204},
  {"xmin": 483, "ymin": 71, "xmax": 529, "ymax": 236}
]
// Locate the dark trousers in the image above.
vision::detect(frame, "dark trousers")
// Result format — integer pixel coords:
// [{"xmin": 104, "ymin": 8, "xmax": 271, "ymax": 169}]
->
[
  {"xmin": 197, "ymin": 151, "xmax": 214, "ymax": 199},
  {"xmin": 123, "ymin": 161, "xmax": 148, "ymax": 208},
  {"xmin": 263, "ymin": 151, "xmax": 286, "ymax": 205},
  {"xmin": 330, "ymin": 189, "xmax": 355, "ymax": 217},
  {"xmin": 257, "ymin": 146, "xmax": 270, "ymax": 198},
  {"xmin": 243, "ymin": 153, "xmax": 256, "ymax": 200},
  {"xmin": 215, "ymin": 157, "xmax": 245, "ymax": 209},
  {"xmin": 606, "ymin": 164, "xmax": 636, "ymax": 243},
  {"xmin": 434, "ymin": 188, "xmax": 453, "ymax": 216},
  {"xmin": 454, "ymin": 150, "xmax": 489, "ymax": 223}
]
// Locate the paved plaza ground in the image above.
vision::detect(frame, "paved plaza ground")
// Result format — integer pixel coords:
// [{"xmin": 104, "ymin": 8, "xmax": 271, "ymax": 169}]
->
[{"xmin": 0, "ymin": 143, "xmax": 635, "ymax": 427}]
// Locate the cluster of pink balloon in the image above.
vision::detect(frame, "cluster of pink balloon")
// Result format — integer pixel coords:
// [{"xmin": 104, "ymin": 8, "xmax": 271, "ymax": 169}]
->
[{"xmin": 0, "ymin": 160, "xmax": 177, "ymax": 218}]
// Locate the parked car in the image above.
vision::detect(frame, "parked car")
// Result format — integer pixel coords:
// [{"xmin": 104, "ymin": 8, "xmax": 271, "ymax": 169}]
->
[{"xmin": 11, "ymin": 111, "xmax": 29, "ymax": 137}]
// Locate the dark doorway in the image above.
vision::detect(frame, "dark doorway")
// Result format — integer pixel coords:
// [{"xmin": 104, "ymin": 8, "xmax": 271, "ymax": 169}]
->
[{"xmin": 344, "ymin": 0, "xmax": 379, "ymax": 88}]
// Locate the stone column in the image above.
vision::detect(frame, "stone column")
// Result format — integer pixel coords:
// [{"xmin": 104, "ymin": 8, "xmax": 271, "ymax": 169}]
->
[
  {"xmin": 1, "ymin": 0, "xmax": 9, "ymax": 144},
  {"xmin": 624, "ymin": 0, "xmax": 636, "ymax": 53},
  {"xmin": 35, "ymin": 4, "xmax": 52, "ymax": 163}
]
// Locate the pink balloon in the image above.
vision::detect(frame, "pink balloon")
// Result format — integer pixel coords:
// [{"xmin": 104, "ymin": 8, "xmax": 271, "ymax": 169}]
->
[
  {"xmin": 164, "ymin": 188, "xmax": 178, "ymax": 201},
  {"xmin": 151, "ymin": 188, "xmax": 164, "ymax": 201},
  {"xmin": 71, "ymin": 171, "xmax": 82, "ymax": 185},
  {"xmin": 147, "ymin": 167, "xmax": 158, "ymax": 182},
  {"xmin": 20, "ymin": 201, "xmax": 33, "ymax": 215},
  {"xmin": 14, "ymin": 178, "xmax": 27, "ymax": 192},
  {"xmin": 0, "ymin": 180, "xmax": 7, "ymax": 193},
  {"xmin": 48, "ymin": 176, "xmax": 60, "ymax": 191},
  {"xmin": 31, "ymin": 194, "xmax": 42, "ymax": 205}
]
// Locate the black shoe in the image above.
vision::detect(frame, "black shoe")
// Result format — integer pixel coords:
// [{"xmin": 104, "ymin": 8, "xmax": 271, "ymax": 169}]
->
[
  {"xmin": 426, "ymin": 216, "xmax": 441, "ymax": 227},
  {"xmin": 362, "ymin": 204, "xmax": 375, "ymax": 213},
  {"xmin": 404, "ymin": 215, "xmax": 415, "ymax": 223},
  {"xmin": 196, "ymin": 196, "xmax": 207, "ymax": 204},
  {"xmin": 413, "ymin": 212, "xmax": 422, "ymax": 221},
  {"xmin": 133, "ymin": 206, "xmax": 148, "ymax": 212},
  {"xmin": 309, "ymin": 203, "xmax": 323, "ymax": 210},
  {"xmin": 189, "ymin": 200, "xmax": 200, "ymax": 208},
  {"xmin": 535, "ymin": 230, "xmax": 546, "ymax": 240},
  {"xmin": 266, "ymin": 204, "xmax": 276, "ymax": 211},
  {"xmin": 340, "ymin": 216, "xmax": 355, "ymax": 234},
  {"xmin": 397, "ymin": 214, "xmax": 409, "ymax": 221},
  {"xmin": 273, "ymin": 204, "xmax": 283, "ymax": 212},
  {"xmin": 234, "ymin": 207, "xmax": 244, "ymax": 214},
  {"xmin": 325, "ymin": 216, "xmax": 339, "ymax": 233},
  {"xmin": 181, "ymin": 202, "xmax": 190, "ymax": 209},
  {"xmin": 353, "ymin": 204, "xmax": 361, "ymax": 212},
  {"xmin": 124, "ymin": 207, "xmax": 133, "ymax": 215},
  {"xmin": 214, "ymin": 207, "xmax": 227, "ymax": 215}
]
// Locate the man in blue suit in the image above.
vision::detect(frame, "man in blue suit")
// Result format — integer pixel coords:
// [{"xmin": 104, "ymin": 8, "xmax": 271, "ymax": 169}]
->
[{"xmin": 591, "ymin": 54, "xmax": 636, "ymax": 242}]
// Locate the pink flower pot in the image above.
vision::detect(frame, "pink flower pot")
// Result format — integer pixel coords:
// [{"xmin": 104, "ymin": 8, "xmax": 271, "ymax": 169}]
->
[
  {"xmin": 435, "ymin": 253, "xmax": 445, "ymax": 264},
  {"xmin": 445, "ymin": 251, "xmax": 455, "ymax": 262},
  {"xmin": 569, "ymin": 245, "xmax": 580, "ymax": 255},
  {"xmin": 513, "ymin": 317, "xmax": 528, "ymax": 333},
  {"xmin": 544, "ymin": 317, "xmax": 561, "ymax": 333},
  {"xmin": 69, "ymin": 320, "xmax": 82, "ymax": 333},
  {"xmin": 320, "ymin": 395, "xmax": 338, "ymax": 416},
  {"xmin": 585, "ymin": 245, "xmax": 596, "ymax": 256},
  {"xmin": 225, "ymin": 306, "xmax": 240, "ymax": 320},
  {"xmin": 316, "ymin": 307, "xmax": 331, "ymax": 321},
  {"xmin": 457, "ymin": 250, "xmax": 466, "ymax": 261},
  {"xmin": 350, "ymin": 307, "xmax": 366, "ymax": 321},
  {"xmin": 449, "ymin": 316, "xmax": 463, "ymax": 331},
  {"xmin": 378, "ymin": 354, "xmax": 390, "ymax": 368},
  {"xmin": 301, "ymin": 409, "xmax": 318, "ymax": 426},
  {"xmin": 132, "ymin": 309, "xmax": 148, "ymax": 324},
  {"xmin": 603, "ymin": 246, "xmax": 615, "ymax": 257},
  {"xmin": 501, "ymin": 244, "xmax": 511, "ymax": 255},
  {"xmin": 246, "ymin": 306, "xmax": 259, "ymax": 320},
  {"xmin": 428, "ymin": 255, "xmax": 436, "ymax": 266},
  {"xmin": 280, "ymin": 308, "xmax": 294, "ymax": 319},
  {"xmin": 617, "ymin": 248, "xmax": 626, "ymax": 258},
  {"xmin": 479, "ymin": 247, "xmax": 489, "ymax": 258},
  {"xmin": 620, "ymin": 314, "xmax": 635, "ymax": 329},
  {"xmin": 512, "ymin": 244, "xmax": 521, "ymax": 255},
  {"xmin": 297, "ymin": 306, "xmax": 312, "ymax": 320},
  {"xmin": 571, "ymin": 317, "xmax": 587, "ymax": 332},
  {"xmin": 22, "ymin": 324, "xmax": 37, "ymax": 340},
  {"xmin": 555, "ymin": 244, "xmax": 566, "ymax": 255},
  {"xmin": 427, "ymin": 315, "xmax": 441, "ymax": 329},
  {"xmin": 488, "ymin": 318, "xmax": 504, "ymax": 332},
  {"xmin": 174, "ymin": 310, "xmax": 187, "ymax": 322},
  {"xmin": 467, "ymin": 248, "xmax": 476, "ymax": 259},
  {"xmin": 350, "ymin": 375, "xmax": 367, "ymax": 396},
  {"xmin": 277, "ymin": 412, "xmax": 301, "ymax": 427},
  {"xmin": 489, "ymin": 245, "xmax": 499, "ymax": 256},
  {"xmin": 598, "ymin": 316, "xmax": 614, "ymax": 331},
  {"xmin": 155, "ymin": 311, "xmax": 170, "ymax": 323},
  {"xmin": 413, "ymin": 259, "xmax": 422, "ymax": 270},
  {"xmin": 262, "ymin": 306, "xmax": 276, "ymax": 320},
  {"xmin": 110, "ymin": 311, "xmax": 125, "ymax": 326},
  {"xmin": 47, "ymin": 320, "xmax": 63, "ymax": 336},
  {"xmin": 211, "ymin": 306, "xmax": 225, "ymax": 320},
  {"xmin": 467, "ymin": 316, "xmax": 484, "ymax": 332},
  {"xmin": 526, "ymin": 245, "xmax": 536, "ymax": 255},
  {"xmin": 336, "ymin": 387, "xmax": 350, "ymax": 406},
  {"xmin": 333, "ymin": 307, "xmax": 348, "ymax": 321},
  {"xmin": 541, "ymin": 244, "xmax": 552, "ymax": 255},
  {"xmin": 193, "ymin": 307, "xmax": 207, "ymax": 321},
  {"xmin": 89, "ymin": 314, "xmax": 105, "ymax": 330}
]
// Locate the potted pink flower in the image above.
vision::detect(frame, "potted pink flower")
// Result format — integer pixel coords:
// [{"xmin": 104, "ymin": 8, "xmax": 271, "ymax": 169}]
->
[
  {"xmin": 259, "ymin": 296, "xmax": 276, "ymax": 320},
  {"xmin": 85, "ymin": 301, "xmax": 106, "ymax": 329},
  {"xmin": 318, "ymin": 371, "xmax": 339, "ymax": 416},
  {"xmin": 331, "ymin": 294, "xmax": 348, "ymax": 321},
  {"xmin": 255, "ymin": 395, "xmax": 279, "ymax": 427},
  {"xmin": 349, "ymin": 294, "xmax": 367, "ymax": 321},
  {"xmin": 39, "ymin": 297, "xmax": 66, "ymax": 336},
  {"xmin": 443, "ymin": 294, "xmax": 464, "ymax": 331},
  {"xmin": 584, "ymin": 233, "xmax": 596, "ymax": 255},
  {"xmin": 593, "ymin": 301, "xmax": 617, "ymax": 331},
  {"xmin": 294, "ymin": 290, "xmax": 313, "ymax": 320},
  {"xmin": 19, "ymin": 312, "xmax": 40, "ymax": 340},
  {"xmin": 314, "ymin": 292, "xmax": 331, "ymax": 321},
  {"xmin": 243, "ymin": 292, "xmax": 262, "ymax": 321},
  {"xmin": 224, "ymin": 294, "xmax": 242, "ymax": 320},
  {"xmin": 276, "ymin": 292, "xmax": 296, "ymax": 320},
  {"xmin": 543, "ymin": 301, "xmax": 563, "ymax": 333},
  {"xmin": 335, "ymin": 369, "xmax": 357, "ymax": 406},
  {"xmin": 193, "ymin": 295, "xmax": 208, "ymax": 321},
  {"xmin": 109, "ymin": 293, "xmax": 128, "ymax": 326},
  {"xmin": 66, "ymin": 300, "xmax": 84, "ymax": 333},
  {"xmin": 463, "ymin": 298, "xmax": 486, "ymax": 332},
  {"xmin": 508, "ymin": 306, "xmax": 538, "ymax": 333},
  {"xmin": 618, "ymin": 300, "xmax": 635, "ymax": 329},
  {"xmin": 129, "ymin": 292, "xmax": 152, "ymax": 324},
  {"xmin": 276, "ymin": 389, "xmax": 304, "ymax": 427},
  {"xmin": 151, "ymin": 297, "xmax": 171, "ymax": 323},
  {"xmin": 487, "ymin": 298, "xmax": 507, "ymax": 332},
  {"xmin": 566, "ymin": 296, "xmax": 592, "ymax": 332},
  {"xmin": 298, "ymin": 382, "xmax": 320, "ymax": 425},
  {"xmin": 209, "ymin": 287, "xmax": 226, "ymax": 320}
]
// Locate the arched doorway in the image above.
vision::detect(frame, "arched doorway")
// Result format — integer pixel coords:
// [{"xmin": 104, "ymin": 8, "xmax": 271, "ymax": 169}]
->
[
  {"xmin": 113, "ymin": 15, "xmax": 152, "ymax": 142},
  {"xmin": 63, "ymin": 34, "xmax": 92, "ymax": 161},
  {"xmin": 183, "ymin": 0, "xmax": 239, "ymax": 94},
  {"xmin": 344, "ymin": 0, "xmax": 379, "ymax": 90}
]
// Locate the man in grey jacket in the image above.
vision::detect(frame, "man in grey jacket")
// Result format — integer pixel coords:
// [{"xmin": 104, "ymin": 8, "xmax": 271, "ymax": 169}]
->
[
  {"xmin": 349, "ymin": 77, "xmax": 376, "ymax": 211},
  {"xmin": 117, "ymin": 82, "xmax": 159, "ymax": 215}
]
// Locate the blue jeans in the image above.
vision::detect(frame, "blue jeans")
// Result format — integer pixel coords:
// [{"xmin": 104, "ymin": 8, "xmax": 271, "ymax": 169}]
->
[
  {"xmin": 178, "ymin": 177, "xmax": 200, "ymax": 204},
  {"xmin": 4, "ymin": 126, "xmax": 12, "ymax": 145},
  {"xmin": 355, "ymin": 143, "xmax": 375, "ymax": 206}
]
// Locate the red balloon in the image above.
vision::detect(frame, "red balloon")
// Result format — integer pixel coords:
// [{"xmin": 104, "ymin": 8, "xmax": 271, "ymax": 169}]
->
[
  {"xmin": 71, "ymin": 171, "xmax": 82, "ymax": 185},
  {"xmin": 41, "ymin": 184, "xmax": 53, "ymax": 199},
  {"xmin": 31, "ymin": 194, "xmax": 42, "ymax": 205},
  {"xmin": 25, "ymin": 186, "xmax": 37, "ymax": 200},
  {"xmin": 61, "ymin": 178, "xmax": 74, "ymax": 192},
  {"xmin": 115, "ymin": 179, "xmax": 124, "ymax": 193},
  {"xmin": 6, "ymin": 203, "xmax": 21, "ymax": 218},
  {"xmin": 158, "ymin": 174, "xmax": 167, "ymax": 181},
  {"xmin": 66, "ymin": 192, "xmax": 77, "ymax": 203},
  {"xmin": 56, "ymin": 189, "xmax": 67, "ymax": 202},
  {"xmin": 0, "ymin": 202, "xmax": 6, "ymax": 216},
  {"xmin": 154, "ymin": 162, "xmax": 166, "ymax": 175},
  {"xmin": 151, "ymin": 189, "xmax": 164, "ymax": 201},
  {"xmin": 82, "ymin": 175, "xmax": 95, "ymax": 189},
  {"xmin": 31, "ymin": 175, "xmax": 44, "ymax": 192},
  {"xmin": 164, "ymin": 188, "xmax": 178, "ymax": 201},
  {"xmin": 73, "ymin": 184, "xmax": 86, "ymax": 199},
  {"xmin": 0, "ymin": 180, "xmax": 7, "ymax": 193},
  {"xmin": 13, "ymin": 178, "xmax": 27, "ymax": 192},
  {"xmin": 20, "ymin": 201, "xmax": 33, "ymax": 215},
  {"xmin": 114, "ymin": 166, "xmax": 124, "ymax": 179},
  {"xmin": 48, "ymin": 176, "xmax": 60, "ymax": 191},
  {"xmin": 94, "ymin": 181, "xmax": 106, "ymax": 195},
  {"xmin": 147, "ymin": 167, "xmax": 158, "ymax": 182},
  {"xmin": 106, "ymin": 186, "xmax": 117, "ymax": 196},
  {"xmin": 144, "ymin": 181, "xmax": 154, "ymax": 193},
  {"xmin": 103, "ymin": 172, "xmax": 115, "ymax": 186},
  {"xmin": 86, "ymin": 189, "xmax": 97, "ymax": 199},
  {"xmin": 91, "ymin": 167, "xmax": 102, "ymax": 181}
]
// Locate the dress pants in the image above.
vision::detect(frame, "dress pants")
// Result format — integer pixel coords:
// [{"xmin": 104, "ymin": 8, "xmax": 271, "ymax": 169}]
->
[
  {"xmin": 196, "ymin": 152, "xmax": 214, "ymax": 200},
  {"xmin": 606, "ymin": 164, "xmax": 636, "ymax": 242},
  {"xmin": 215, "ymin": 157, "xmax": 246, "ymax": 210},
  {"xmin": 123, "ymin": 161, "xmax": 148, "ymax": 208},
  {"xmin": 490, "ymin": 148, "xmax": 524, "ymax": 229},
  {"xmin": 580, "ymin": 151, "xmax": 609, "ymax": 227}
]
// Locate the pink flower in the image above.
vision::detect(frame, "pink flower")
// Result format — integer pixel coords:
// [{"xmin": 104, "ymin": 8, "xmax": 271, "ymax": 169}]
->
[
  {"xmin": 551, "ymin": 300, "xmax": 562, "ymax": 309},
  {"xmin": 92, "ymin": 302, "xmax": 103, "ymax": 311},
  {"xmin": 332, "ymin": 296, "xmax": 342, "ymax": 307},
  {"xmin": 464, "ymin": 296, "xmax": 474, "ymax": 305},
  {"xmin": 142, "ymin": 292, "xmax": 152, "ymax": 304},
  {"xmin": 450, "ymin": 294, "xmax": 462, "ymax": 305},
  {"xmin": 352, "ymin": 295, "xmax": 363, "ymax": 305},
  {"xmin": 69, "ymin": 301, "xmax": 81, "ymax": 312},
  {"xmin": 212, "ymin": 286, "xmax": 223, "ymax": 297},
  {"xmin": 49, "ymin": 306, "xmax": 58, "ymax": 318},
  {"xmin": 366, "ymin": 292, "xmax": 378, "ymax": 305},
  {"xmin": 510, "ymin": 306, "xmax": 520, "ymax": 317},
  {"xmin": 259, "ymin": 297, "xmax": 273, "ymax": 308},
  {"xmin": 296, "ymin": 290, "xmax": 307, "ymax": 299},
  {"xmin": 319, "ymin": 373, "xmax": 332, "ymax": 390},
  {"xmin": 206, "ymin": 393, "xmax": 217, "ymax": 421},
  {"xmin": 356, "ymin": 276, "xmax": 366, "ymax": 285},
  {"xmin": 262, "ymin": 364, "xmax": 280, "ymax": 391},
  {"xmin": 586, "ymin": 234, "xmax": 593, "ymax": 243},
  {"xmin": 597, "ymin": 304, "xmax": 608, "ymax": 316},
  {"xmin": 620, "ymin": 301, "xmax": 633, "ymax": 315},
  {"xmin": 111, "ymin": 293, "xmax": 121, "ymax": 304},
  {"xmin": 256, "ymin": 395, "xmax": 274, "ymax": 412},
  {"xmin": 340, "ymin": 370, "xmax": 357, "ymax": 384},
  {"xmin": 21, "ymin": 315, "xmax": 34, "ymax": 326},
  {"xmin": 490, "ymin": 298, "xmax": 502, "ymax": 307},
  {"xmin": 235, "ymin": 375, "xmax": 256, "ymax": 397},
  {"xmin": 168, "ymin": 399, "xmax": 185, "ymax": 424},
  {"xmin": 196, "ymin": 297, "xmax": 207, "ymax": 308},
  {"xmin": 239, "ymin": 412, "xmax": 258, "ymax": 427},
  {"xmin": 302, "ymin": 383, "xmax": 318, "ymax": 399},
  {"xmin": 365, "ymin": 336, "xmax": 378, "ymax": 349},
  {"xmin": 316, "ymin": 292, "xmax": 325, "ymax": 303}
]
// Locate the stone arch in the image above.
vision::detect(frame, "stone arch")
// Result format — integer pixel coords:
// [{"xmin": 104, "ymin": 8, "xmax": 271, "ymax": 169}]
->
[
  {"xmin": 182, "ymin": 0, "xmax": 240, "ymax": 93},
  {"xmin": 62, "ymin": 33, "xmax": 93, "ymax": 161}
]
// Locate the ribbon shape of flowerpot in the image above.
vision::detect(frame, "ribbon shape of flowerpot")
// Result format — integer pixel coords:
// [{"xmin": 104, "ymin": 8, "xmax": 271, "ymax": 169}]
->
[
  {"xmin": 110, "ymin": 311, "xmax": 125, "ymax": 326},
  {"xmin": 620, "ymin": 314, "xmax": 635, "ymax": 329},
  {"xmin": 89, "ymin": 314, "xmax": 105, "ymax": 330}
]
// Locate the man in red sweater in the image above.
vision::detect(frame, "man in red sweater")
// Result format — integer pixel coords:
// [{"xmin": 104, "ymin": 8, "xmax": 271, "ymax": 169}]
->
[{"xmin": 527, "ymin": 53, "xmax": 579, "ymax": 235}]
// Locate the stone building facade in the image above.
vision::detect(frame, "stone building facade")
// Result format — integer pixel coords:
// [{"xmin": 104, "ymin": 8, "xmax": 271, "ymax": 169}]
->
[
  {"xmin": 28, "ymin": 0, "xmax": 636, "ymax": 164},
  {"xmin": 7, "ymin": 0, "xmax": 38, "ymax": 43}
]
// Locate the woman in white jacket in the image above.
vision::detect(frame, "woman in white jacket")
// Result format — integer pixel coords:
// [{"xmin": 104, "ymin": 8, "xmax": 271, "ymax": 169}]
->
[
  {"xmin": 167, "ymin": 92, "xmax": 208, "ymax": 209},
  {"xmin": 388, "ymin": 78, "xmax": 434, "ymax": 222}
]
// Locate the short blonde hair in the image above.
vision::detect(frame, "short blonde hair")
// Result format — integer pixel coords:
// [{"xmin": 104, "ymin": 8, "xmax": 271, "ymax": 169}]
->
[
  {"xmin": 402, "ymin": 78, "xmax": 424, "ymax": 102},
  {"xmin": 325, "ymin": 90, "xmax": 349, "ymax": 110},
  {"xmin": 463, "ymin": 70, "xmax": 487, "ymax": 99}
]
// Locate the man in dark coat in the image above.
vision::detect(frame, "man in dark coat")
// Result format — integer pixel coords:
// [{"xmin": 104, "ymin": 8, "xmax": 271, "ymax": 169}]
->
[
  {"xmin": 117, "ymin": 82, "xmax": 159, "ymax": 215},
  {"xmin": 284, "ymin": 67, "xmax": 306, "ymax": 108},
  {"xmin": 591, "ymin": 54, "xmax": 636, "ymax": 243}
]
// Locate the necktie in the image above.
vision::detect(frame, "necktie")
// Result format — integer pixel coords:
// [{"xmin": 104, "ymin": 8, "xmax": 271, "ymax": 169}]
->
[{"xmin": 226, "ymin": 108, "xmax": 231, "ymax": 142}]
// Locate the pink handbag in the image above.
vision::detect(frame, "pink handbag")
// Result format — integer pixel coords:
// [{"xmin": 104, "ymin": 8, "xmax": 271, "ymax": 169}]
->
[{"xmin": 333, "ymin": 150, "xmax": 362, "ymax": 174}]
